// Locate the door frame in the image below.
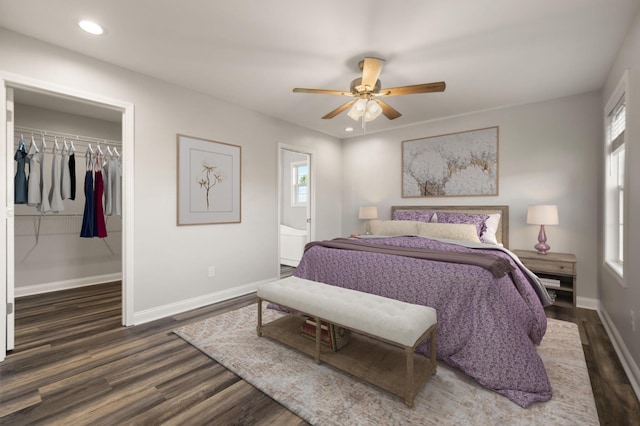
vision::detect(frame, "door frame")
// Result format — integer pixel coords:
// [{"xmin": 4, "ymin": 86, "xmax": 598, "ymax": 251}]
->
[
  {"xmin": 277, "ymin": 143, "xmax": 315, "ymax": 272},
  {"xmin": 0, "ymin": 71, "xmax": 135, "ymax": 361}
]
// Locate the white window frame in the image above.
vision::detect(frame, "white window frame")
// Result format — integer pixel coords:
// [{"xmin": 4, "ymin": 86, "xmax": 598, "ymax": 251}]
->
[
  {"xmin": 291, "ymin": 161, "xmax": 308, "ymax": 207},
  {"xmin": 603, "ymin": 71, "xmax": 628, "ymax": 283}
]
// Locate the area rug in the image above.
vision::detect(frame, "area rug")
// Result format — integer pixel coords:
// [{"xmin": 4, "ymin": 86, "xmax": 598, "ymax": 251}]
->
[{"xmin": 174, "ymin": 305, "xmax": 599, "ymax": 425}]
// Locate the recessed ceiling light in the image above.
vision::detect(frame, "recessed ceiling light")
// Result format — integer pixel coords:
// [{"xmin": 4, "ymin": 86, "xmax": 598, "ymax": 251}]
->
[
  {"xmin": 79, "ymin": 20, "xmax": 104, "ymax": 35},
  {"xmin": 345, "ymin": 127, "xmax": 354, "ymax": 132}
]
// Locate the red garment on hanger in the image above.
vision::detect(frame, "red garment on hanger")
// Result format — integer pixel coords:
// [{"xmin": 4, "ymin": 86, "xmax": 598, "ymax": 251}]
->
[{"xmin": 93, "ymin": 154, "xmax": 108, "ymax": 238}]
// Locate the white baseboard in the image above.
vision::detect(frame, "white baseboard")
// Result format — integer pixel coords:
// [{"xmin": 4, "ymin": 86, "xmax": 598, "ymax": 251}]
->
[
  {"xmin": 577, "ymin": 296, "xmax": 600, "ymax": 310},
  {"xmin": 132, "ymin": 277, "xmax": 278, "ymax": 326},
  {"xmin": 15, "ymin": 273, "xmax": 123, "ymax": 298},
  {"xmin": 599, "ymin": 307, "xmax": 640, "ymax": 402}
]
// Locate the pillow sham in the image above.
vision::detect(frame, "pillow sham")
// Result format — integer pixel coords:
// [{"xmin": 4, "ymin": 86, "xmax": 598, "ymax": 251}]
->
[
  {"xmin": 434, "ymin": 212, "xmax": 489, "ymax": 239},
  {"xmin": 480, "ymin": 213, "xmax": 501, "ymax": 245},
  {"xmin": 416, "ymin": 222, "xmax": 481, "ymax": 243},
  {"xmin": 369, "ymin": 219, "xmax": 420, "ymax": 236},
  {"xmin": 392, "ymin": 210, "xmax": 435, "ymax": 223}
]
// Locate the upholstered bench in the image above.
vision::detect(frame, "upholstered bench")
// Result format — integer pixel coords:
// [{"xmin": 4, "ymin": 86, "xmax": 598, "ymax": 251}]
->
[{"xmin": 257, "ymin": 276, "xmax": 437, "ymax": 407}]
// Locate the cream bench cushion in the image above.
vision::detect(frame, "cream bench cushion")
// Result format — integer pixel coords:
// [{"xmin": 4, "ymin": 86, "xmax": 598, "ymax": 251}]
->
[{"xmin": 257, "ymin": 276, "xmax": 437, "ymax": 347}]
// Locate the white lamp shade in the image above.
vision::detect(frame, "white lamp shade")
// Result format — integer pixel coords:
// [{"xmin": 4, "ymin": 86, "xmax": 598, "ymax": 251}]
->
[
  {"xmin": 363, "ymin": 100, "xmax": 382, "ymax": 122},
  {"xmin": 347, "ymin": 99, "xmax": 368, "ymax": 121},
  {"xmin": 359, "ymin": 206, "xmax": 378, "ymax": 220},
  {"xmin": 527, "ymin": 205, "xmax": 559, "ymax": 225}
]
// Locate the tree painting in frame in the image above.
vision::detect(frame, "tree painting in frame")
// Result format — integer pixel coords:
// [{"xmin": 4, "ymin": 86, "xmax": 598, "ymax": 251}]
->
[
  {"xmin": 177, "ymin": 134, "xmax": 241, "ymax": 225},
  {"xmin": 402, "ymin": 126, "xmax": 498, "ymax": 197}
]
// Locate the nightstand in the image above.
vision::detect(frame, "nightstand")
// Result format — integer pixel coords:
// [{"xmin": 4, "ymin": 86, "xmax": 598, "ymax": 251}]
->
[{"xmin": 512, "ymin": 250, "xmax": 577, "ymax": 308}]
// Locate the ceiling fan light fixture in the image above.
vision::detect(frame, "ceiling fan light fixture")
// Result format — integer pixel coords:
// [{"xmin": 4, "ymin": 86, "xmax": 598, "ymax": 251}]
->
[
  {"xmin": 347, "ymin": 98, "xmax": 368, "ymax": 121},
  {"xmin": 363, "ymin": 100, "xmax": 382, "ymax": 122}
]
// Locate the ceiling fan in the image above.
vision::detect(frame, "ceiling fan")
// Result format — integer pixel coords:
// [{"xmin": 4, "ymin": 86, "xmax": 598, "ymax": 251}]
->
[{"xmin": 293, "ymin": 57, "xmax": 445, "ymax": 122}]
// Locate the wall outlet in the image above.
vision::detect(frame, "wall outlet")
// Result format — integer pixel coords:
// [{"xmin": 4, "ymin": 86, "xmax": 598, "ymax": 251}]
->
[
  {"xmin": 208, "ymin": 265, "xmax": 216, "ymax": 278},
  {"xmin": 631, "ymin": 309, "xmax": 636, "ymax": 332}
]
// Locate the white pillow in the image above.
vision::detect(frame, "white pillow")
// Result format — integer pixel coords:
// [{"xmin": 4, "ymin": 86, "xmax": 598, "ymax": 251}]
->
[
  {"xmin": 416, "ymin": 222, "xmax": 481, "ymax": 243},
  {"xmin": 480, "ymin": 213, "xmax": 501, "ymax": 245},
  {"xmin": 369, "ymin": 220, "xmax": 420, "ymax": 236}
]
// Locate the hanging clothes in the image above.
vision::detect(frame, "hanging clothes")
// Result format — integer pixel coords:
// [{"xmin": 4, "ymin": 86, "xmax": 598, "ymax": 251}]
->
[
  {"xmin": 111, "ymin": 156, "xmax": 122, "ymax": 217},
  {"xmin": 93, "ymin": 152, "xmax": 108, "ymax": 238},
  {"xmin": 26, "ymin": 140, "xmax": 41, "ymax": 207},
  {"xmin": 103, "ymin": 154, "xmax": 111, "ymax": 215},
  {"xmin": 61, "ymin": 144, "xmax": 71, "ymax": 200},
  {"xmin": 69, "ymin": 151, "xmax": 76, "ymax": 200},
  {"xmin": 14, "ymin": 137, "xmax": 28, "ymax": 204},
  {"xmin": 104, "ymin": 155, "xmax": 121, "ymax": 216},
  {"xmin": 37, "ymin": 147, "xmax": 51, "ymax": 213},
  {"xmin": 48, "ymin": 146, "xmax": 64, "ymax": 213},
  {"xmin": 80, "ymin": 152, "xmax": 95, "ymax": 238}
]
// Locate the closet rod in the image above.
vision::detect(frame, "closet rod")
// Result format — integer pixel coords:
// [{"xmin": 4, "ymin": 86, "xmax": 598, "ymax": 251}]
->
[{"xmin": 13, "ymin": 125, "xmax": 122, "ymax": 147}]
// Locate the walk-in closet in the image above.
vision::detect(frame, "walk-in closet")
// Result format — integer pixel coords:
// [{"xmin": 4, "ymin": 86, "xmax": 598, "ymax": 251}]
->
[{"xmin": 10, "ymin": 90, "xmax": 123, "ymax": 349}]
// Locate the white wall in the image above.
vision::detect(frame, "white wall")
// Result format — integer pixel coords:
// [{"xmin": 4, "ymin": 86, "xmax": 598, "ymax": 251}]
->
[
  {"xmin": 0, "ymin": 28, "xmax": 342, "ymax": 318},
  {"xmin": 13, "ymin": 104, "xmax": 122, "ymax": 289},
  {"xmin": 342, "ymin": 91, "xmax": 601, "ymax": 303},
  {"xmin": 601, "ymin": 7, "xmax": 640, "ymax": 393}
]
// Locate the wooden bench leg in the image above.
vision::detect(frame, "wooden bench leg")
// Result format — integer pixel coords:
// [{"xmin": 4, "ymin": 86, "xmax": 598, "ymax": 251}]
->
[
  {"xmin": 405, "ymin": 346, "xmax": 414, "ymax": 408},
  {"xmin": 314, "ymin": 316, "xmax": 321, "ymax": 364},
  {"xmin": 257, "ymin": 298, "xmax": 263, "ymax": 337}
]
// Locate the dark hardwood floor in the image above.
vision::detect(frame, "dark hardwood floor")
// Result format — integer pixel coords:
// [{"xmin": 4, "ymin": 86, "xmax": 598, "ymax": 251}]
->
[{"xmin": 1, "ymin": 282, "xmax": 639, "ymax": 425}]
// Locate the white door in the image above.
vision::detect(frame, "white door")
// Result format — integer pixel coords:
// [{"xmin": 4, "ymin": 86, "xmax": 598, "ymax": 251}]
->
[
  {"xmin": 2, "ymin": 86, "xmax": 15, "ymax": 356},
  {"xmin": 278, "ymin": 145, "xmax": 314, "ymax": 269}
]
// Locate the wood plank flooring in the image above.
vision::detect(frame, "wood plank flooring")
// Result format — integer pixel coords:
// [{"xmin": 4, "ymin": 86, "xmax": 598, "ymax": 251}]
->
[{"xmin": 1, "ymin": 282, "xmax": 639, "ymax": 425}]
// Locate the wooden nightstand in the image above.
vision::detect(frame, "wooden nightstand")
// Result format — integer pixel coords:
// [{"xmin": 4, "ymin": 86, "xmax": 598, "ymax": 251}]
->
[{"xmin": 512, "ymin": 250, "xmax": 577, "ymax": 308}]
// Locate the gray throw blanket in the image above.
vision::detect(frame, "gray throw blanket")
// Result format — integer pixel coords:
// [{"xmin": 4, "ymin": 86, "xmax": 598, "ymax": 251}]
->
[{"xmin": 305, "ymin": 238, "xmax": 514, "ymax": 278}]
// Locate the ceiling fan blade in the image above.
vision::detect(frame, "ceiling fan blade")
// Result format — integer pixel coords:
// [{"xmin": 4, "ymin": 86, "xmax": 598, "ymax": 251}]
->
[
  {"xmin": 293, "ymin": 88, "xmax": 353, "ymax": 96},
  {"xmin": 322, "ymin": 100, "xmax": 357, "ymax": 119},
  {"xmin": 373, "ymin": 99, "xmax": 401, "ymax": 120},
  {"xmin": 380, "ymin": 82, "xmax": 446, "ymax": 96},
  {"xmin": 361, "ymin": 57, "xmax": 385, "ymax": 90}
]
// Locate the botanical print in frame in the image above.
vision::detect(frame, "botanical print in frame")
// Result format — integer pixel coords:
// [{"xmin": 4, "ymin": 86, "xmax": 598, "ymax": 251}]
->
[
  {"xmin": 402, "ymin": 126, "xmax": 498, "ymax": 197},
  {"xmin": 177, "ymin": 134, "xmax": 241, "ymax": 225}
]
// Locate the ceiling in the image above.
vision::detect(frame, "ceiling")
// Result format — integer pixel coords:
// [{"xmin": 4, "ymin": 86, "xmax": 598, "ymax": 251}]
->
[{"xmin": 1, "ymin": 0, "xmax": 639, "ymax": 138}]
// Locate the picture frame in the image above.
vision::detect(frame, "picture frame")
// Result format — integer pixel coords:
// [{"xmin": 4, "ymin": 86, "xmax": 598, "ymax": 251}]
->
[
  {"xmin": 177, "ymin": 134, "xmax": 241, "ymax": 225},
  {"xmin": 402, "ymin": 126, "xmax": 499, "ymax": 197}
]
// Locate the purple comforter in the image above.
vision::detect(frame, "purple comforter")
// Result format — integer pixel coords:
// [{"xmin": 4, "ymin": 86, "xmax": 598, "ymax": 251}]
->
[{"xmin": 292, "ymin": 236, "xmax": 551, "ymax": 407}]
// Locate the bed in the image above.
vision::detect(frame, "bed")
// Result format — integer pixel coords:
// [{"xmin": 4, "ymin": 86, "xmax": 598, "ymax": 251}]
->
[{"xmin": 291, "ymin": 205, "xmax": 553, "ymax": 407}]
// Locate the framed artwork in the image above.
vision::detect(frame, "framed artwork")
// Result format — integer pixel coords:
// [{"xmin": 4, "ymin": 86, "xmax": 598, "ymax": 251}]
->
[
  {"xmin": 402, "ymin": 126, "xmax": 499, "ymax": 197},
  {"xmin": 177, "ymin": 134, "xmax": 241, "ymax": 225}
]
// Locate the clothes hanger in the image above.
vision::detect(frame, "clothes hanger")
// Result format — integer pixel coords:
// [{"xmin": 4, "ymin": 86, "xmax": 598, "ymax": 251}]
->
[
  {"xmin": 41, "ymin": 135, "xmax": 48, "ymax": 151},
  {"xmin": 30, "ymin": 134, "xmax": 40, "ymax": 152},
  {"xmin": 113, "ymin": 146, "xmax": 120, "ymax": 157},
  {"xmin": 54, "ymin": 136, "xmax": 60, "ymax": 153},
  {"xmin": 63, "ymin": 138, "xmax": 70, "ymax": 153},
  {"xmin": 70, "ymin": 139, "xmax": 77, "ymax": 152}
]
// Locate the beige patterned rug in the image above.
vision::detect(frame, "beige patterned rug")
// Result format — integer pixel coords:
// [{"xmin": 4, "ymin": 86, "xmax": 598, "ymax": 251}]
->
[{"xmin": 174, "ymin": 304, "xmax": 598, "ymax": 425}]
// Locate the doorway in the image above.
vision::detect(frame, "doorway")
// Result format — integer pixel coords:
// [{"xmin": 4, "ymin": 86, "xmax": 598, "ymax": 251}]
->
[
  {"xmin": 1, "ymin": 73, "xmax": 134, "ymax": 360},
  {"xmin": 278, "ymin": 145, "xmax": 314, "ymax": 276}
]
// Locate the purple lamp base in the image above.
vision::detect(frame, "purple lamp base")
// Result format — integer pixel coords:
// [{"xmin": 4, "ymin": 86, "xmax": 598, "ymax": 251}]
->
[{"xmin": 534, "ymin": 225, "xmax": 550, "ymax": 255}]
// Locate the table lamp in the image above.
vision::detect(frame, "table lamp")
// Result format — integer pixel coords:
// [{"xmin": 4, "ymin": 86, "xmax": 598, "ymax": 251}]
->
[
  {"xmin": 527, "ymin": 205, "xmax": 559, "ymax": 255},
  {"xmin": 359, "ymin": 206, "xmax": 378, "ymax": 235}
]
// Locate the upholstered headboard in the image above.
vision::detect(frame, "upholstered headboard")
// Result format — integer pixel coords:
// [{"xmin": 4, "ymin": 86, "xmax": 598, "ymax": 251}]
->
[{"xmin": 390, "ymin": 205, "xmax": 509, "ymax": 248}]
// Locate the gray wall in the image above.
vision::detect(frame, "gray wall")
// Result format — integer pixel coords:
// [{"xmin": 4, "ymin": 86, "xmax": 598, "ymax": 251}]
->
[
  {"xmin": 601, "ymin": 6, "xmax": 640, "ymax": 393},
  {"xmin": 341, "ymin": 91, "xmax": 601, "ymax": 305},
  {"xmin": 1, "ymin": 28, "xmax": 343, "ymax": 317}
]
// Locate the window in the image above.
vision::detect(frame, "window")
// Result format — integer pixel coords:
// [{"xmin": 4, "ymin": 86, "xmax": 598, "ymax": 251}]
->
[
  {"xmin": 291, "ymin": 161, "xmax": 308, "ymax": 206},
  {"xmin": 604, "ymin": 75, "xmax": 627, "ymax": 279}
]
